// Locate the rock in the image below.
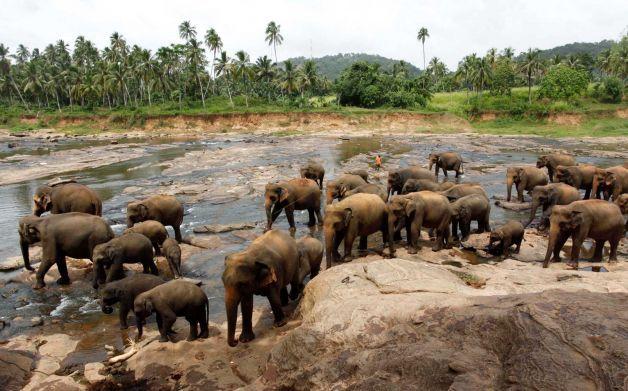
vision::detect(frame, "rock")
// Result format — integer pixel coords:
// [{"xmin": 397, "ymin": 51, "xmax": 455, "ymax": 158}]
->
[
  {"xmin": 84, "ymin": 362, "xmax": 106, "ymax": 384},
  {"xmin": 0, "ymin": 348, "xmax": 35, "ymax": 391},
  {"xmin": 110, "ymin": 140, "xmax": 119, "ymax": 145},
  {"xmin": 7, "ymin": 143, "xmax": 17, "ymax": 148},
  {"xmin": 181, "ymin": 235, "xmax": 222, "ymax": 249},
  {"xmin": 193, "ymin": 222, "xmax": 256, "ymax": 234},
  {"xmin": 30, "ymin": 316, "xmax": 43, "ymax": 327}
]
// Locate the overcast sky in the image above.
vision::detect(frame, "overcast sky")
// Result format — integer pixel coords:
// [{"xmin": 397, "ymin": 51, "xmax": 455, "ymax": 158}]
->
[{"xmin": 2, "ymin": 0, "xmax": 626, "ymax": 69}]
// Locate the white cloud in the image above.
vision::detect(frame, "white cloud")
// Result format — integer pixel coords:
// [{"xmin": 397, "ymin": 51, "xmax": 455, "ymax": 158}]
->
[{"xmin": 1, "ymin": 0, "xmax": 626, "ymax": 69}]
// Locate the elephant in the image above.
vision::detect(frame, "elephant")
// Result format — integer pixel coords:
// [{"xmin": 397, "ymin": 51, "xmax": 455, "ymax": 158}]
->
[
  {"xmin": 134, "ymin": 280, "xmax": 209, "ymax": 342},
  {"xmin": 323, "ymin": 193, "xmax": 394, "ymax": 268},
  {"xmin": 524, "ymin": 183, "xmax": 580, "ymax": 228},
  {"xmin": 616, "ymin": 193, "xmax": 628, "ymax": 214},
  {"xmin": 92, "ymin": 233, "xmax": 158, "ymax": 289},
  {"xmin": 536, "ymin": 153, "xmax": 577, "ymax": 182},
  {"xmin": 325, "ymin": 174, "xmax": 367, "ymax": 205},
  {"xmin": 127, "ymin": 195, "xmax": 184, "ymax": 242},
  {"xmin": 293, "ymin": 236, "xmax": 324, "ymax": 297},
  {"xmin": 387, "ymin": 166, "xmax": 434, "ymax": 197},
  {"xmin": 506, "ymin": 166, "xmax": 548, "ymax": 202},
  {"xmin": 449, "ymin": 194, "xmax": 491, "ymax": 241},
  {"xmin": 222, "ymin": 230, "xmax": 299, "ymax": 347},
  {"xmin": 401, "ymin": 179, "xmax": 456, "ymax": 194},
  {"xmin": 556, "ymin": 164, "xmax": 598, "ymax": 199},
  {"xmin": 440, "ymin": 184, "xmax": 488, "ymax": 200},
  {"xmin": 18, "ymin": 213, "xmax": 114, "ymax": 289},
  {"xmin": 428, "ymin": 152, "xmax": 464, "ymax": 178},
  {"xmin": 265, "ymin": 178, "xmax": 322, "ymax": 231},
  {"xmin": 338, "ymin": 183, "xmax": 388, "ymax": 202},
  {"xmin": 100, "ymin": 274, "xmax": 165, "ymax": 329},
  {"xmin": 603, "ymin": 166, "xmax": 628, "ymax": 201},
  {"xmin": 300, "ymin": 161, "xmax": 325, "ymax": 190},
  {"xmin": 387, "ymin": 191, "xmax": 452, "ymax": 253},
  {"xmin": 124, "ymin": 220, "xmax": 168, "ymax": 255},
  {"xmin": 33, "ymin": 182, "xmax": 102, "ymax": 217},
  {"xmin": 162, "ymin": 238, "xmax": 182, "ymax": 278},
  {"xmin": 543, "ymin": 200, "xmax": 624, "ymax": 269},
  {"xmin": 488, "ymin": 220, "xmax": 524, "ymax": 257},
  {"xmin": 591, "ymin": 168, "xmax": 609, "ymax": 200},
  {"xmin": 345, "ymin": 169, "xmax": 369, "ymax": 183}
]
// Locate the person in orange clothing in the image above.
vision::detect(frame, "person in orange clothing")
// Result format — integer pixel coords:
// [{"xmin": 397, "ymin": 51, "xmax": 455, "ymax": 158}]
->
[{"xmin": 375, "ymin": 154, "xmax": 382, "ymax": 170}]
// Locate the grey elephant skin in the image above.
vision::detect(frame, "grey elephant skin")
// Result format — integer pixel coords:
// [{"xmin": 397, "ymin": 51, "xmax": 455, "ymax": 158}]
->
[
  {"xmin": 326, "ymin": 174, "xmax": 367, "ymax": 205},
  {"xmin": 488, "ymin": 220, "xmax": 525, "ymax": 257},
  {"xmin": 506, "ymin": 166, "xmax": 548, "ymax": 202},
  {"xmin": 162, "ymin": 238, "xmax": 182, "ymax": 278},
  {"xmin": 556, "ymin": 165, "xmax": 597, "ymax": 199},
  {"xmin": 124, "ymin": 220, "xmax": 169, "ymax": 255},
  {"xmin": 300, "ymin": 161, "xmax": 325, "ymax": 189},
  {"xmin": 294, "ymin": 236, "xmax": 323, "ymax": 297},
  {"xmin": 402, "ymin": 179, "xmax": 455, "ymax": 194},
  {"xmin": 449, "ymin": 194, "xmax": 491, "ymax": 241},
  {"xmin": 222, "ymin": 230, "xmax": 300, "ymax": 347},
  {"xmin": 387, "ymin": 166, "xmax": 434, "ymax": 197},
  {"xmin": 339, "ymin": 183, "xmax": 388, "ymax": 202},
  {"xmin": 428, "ymin": 152, "xmax": 464, "ymax": 178},
  {"xmin": 100, "ymin": 274, "xmax": 165, "ymax": 329},
  {"xmin": 525, "ymin": 183, "xmax": 580, "ymax": 228},
  {"xmin": 536, "ymin": 153, "xmax": 576, "ymax": 182},
  {"xmin": 33, "ymin": 182, "xmax": 102, "ymax": 217},
  {"xmin": 134, "ymin": 279, "xmax": 209, "ymax": 342},
  {"xmin": 18, "ymin": 212, "xmax": 114, "ymax": 289},
  {"xmin": 92, "ymin": 233, "xmax": 158, "ymax": 289},
  {"xmin": 264, "ymin": 178, "xmax": 322, "ymax": 231},
  {"xmin": 127, "ymin": 195, "xmax": 184, "ymax": 242}
]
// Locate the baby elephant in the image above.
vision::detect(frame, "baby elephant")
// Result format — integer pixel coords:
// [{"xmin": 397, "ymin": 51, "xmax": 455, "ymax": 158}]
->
[
  {"xmin": 100, "ymin": 274, "xmax": 165, "ymax": 329},
  {"xmin": 92, "ymin": 233, "xmax": 158, "ymax": 289},
  {"xmin": 162, "ymin": 238, "xmax": 182, "ymax": 278},
  {"xmin": 293, "ymin": 236, "xmax": 324, "ymax": 299},
  {"xmin": 124, "ymin": 220, "xmax": 169, "ymax": 255},
  {"xmin": 134, "ymin": 280, "xmax": 209, "ymax": 343},
  {"xmin": 488, "ymin": 220, "xmax": 525, "ymax": 257}
]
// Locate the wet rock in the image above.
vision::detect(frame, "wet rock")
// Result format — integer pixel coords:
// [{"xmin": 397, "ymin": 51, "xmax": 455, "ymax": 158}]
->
[
  {"xmin": 193, "ymin": 222, "xmax": 256, "ymax": 234},
  {"xmin": 0, "ymin": 348, "xmax": 35, "ymax": 391},
  {"xmin": 84, "ymin": 362, "xmax": 106, "ymax": 384},
  {"xmin": 181, "ymin": 235, "xmax": 222, "ymax": 249},
  {"xmin": 7, "ymin": 142, "xmax": 17, "ymax": 148},
  {"xmin": 30, "ymin": 316, "xmax": 43, "ymax": 327}
]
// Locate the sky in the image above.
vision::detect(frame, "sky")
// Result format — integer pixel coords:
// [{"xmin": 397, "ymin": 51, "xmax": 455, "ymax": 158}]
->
[{"xmin": 1, "ymin": 0, "xmax": 626, "ymax": 69}]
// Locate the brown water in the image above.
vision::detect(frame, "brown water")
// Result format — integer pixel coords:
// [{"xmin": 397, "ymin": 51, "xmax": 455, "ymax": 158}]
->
[{"xmin": 0, "ymin": 133, "xmax": 624, "ymax": 367}]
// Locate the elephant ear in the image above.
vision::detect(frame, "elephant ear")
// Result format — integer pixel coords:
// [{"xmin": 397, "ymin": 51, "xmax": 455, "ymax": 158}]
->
[
  {"xmin": 278, "ymin": 186, "xmax": 290, "ymax": 203},
  {"xmin": 517, "ymin": 168, "xmax": 526, "ymax": 180},
  {"xmin": 404, "ymin": 199, "xmax": 416, "ymax": 217},
  {"xmin": 39, "ymin": 194, "xmax": 51, "ymax": 211},
  {"xmin": 138, "ymin": 203, "xmax": 149, "ymax": 219},
  {"xmin": 343, "ymin": 208, "xmax": 353, "ymax": 227},
  {"xmin": 569, "ymin": 210, "xmax": 584, "ymax": 230},
  {"xmin": 604, "ymin": 173, "xmax": 616, "ymax": 186},
  {"xmin": 255, "ymin": 261, "xmax": 277, "ymax": 288},
  {"xmin": 144, "ymin": 298, "xmax": 154, "ymax": 315},
  {"xmin": 105, "ymin": 246, "xmax": 120, "ymax": 263},
  {"xmin": 458, "ymin": 205, "xmax": 471, "ymax": 221},
  {"xmin": 546, "ymin": 188, "xmax": 559, "ymax": 204}
]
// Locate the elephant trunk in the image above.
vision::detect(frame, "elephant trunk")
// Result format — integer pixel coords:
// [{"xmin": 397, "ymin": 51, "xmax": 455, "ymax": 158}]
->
[
  {"xmin": 324, "ymin": 228, "xmax": 335, "ymax": 269},
  {"xmin": 264, "ymin": 200, "xmax": 275, "ymax": 230},
  {"xmin": 225, "ymin": 286, "xmax": 241, "ymax": 347},
  {"xmin": 126, "ymin": 217, "xmax": 134, "ymax": 228},
  {"xmin": 525, "ymin": 199, "xmax": 540, "ymax": 227},
  {"xmin": 101, "ymin": 300, "xmax": 113, "ymax": 314},
  {"xmin": 506, "ymin": 177, "xmax": 514, "ymax": 202},
  {"xmin": 20, "ymin": 238, "xmax": 31, "ymax": 270},
  {"xmin": 325, "ymin": 189, "xmax": 334, "ymax": 205},
  {"xmin": 136, "ymin": 313, "xmax": 144, "ymax": 339},
  {"xmin": 543, "ymin": 226, "xmax": 560, "ymax": 268},
  {"xmin": 387, "ymin": 214, "xmax": 396, "ymax": 257},
  {"xmin": 92, "ymin": 260, "xmax": 104, "ymax": 289}
]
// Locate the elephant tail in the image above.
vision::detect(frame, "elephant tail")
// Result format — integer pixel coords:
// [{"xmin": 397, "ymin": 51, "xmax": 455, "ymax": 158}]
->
[{"xmin": 205, "ymin": 297, "xmax": 210, "ymax": 324}]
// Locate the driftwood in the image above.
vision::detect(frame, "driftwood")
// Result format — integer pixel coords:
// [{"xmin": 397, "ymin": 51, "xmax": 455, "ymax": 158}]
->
[
  {"xmin": 193, "ymin": 222, "xmax": 255, "ymax": 234},
  {"xmin": 494, "ymin": 200, "xmax": 531, "ymax": 211}
]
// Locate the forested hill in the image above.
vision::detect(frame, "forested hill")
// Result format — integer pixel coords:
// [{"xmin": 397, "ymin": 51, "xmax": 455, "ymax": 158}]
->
[
  {"xmin": 520, "ymin": 40, "xmax": 615, "ymax": 60},
  {"xmin": 286, "ymin": 53, "xmax": 421, "ymax": 80}
]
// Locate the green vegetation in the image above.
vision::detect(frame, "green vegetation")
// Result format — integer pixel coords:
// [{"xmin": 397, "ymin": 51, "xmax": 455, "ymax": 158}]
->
[{"xmin": 538, "ymin": 65, "xmax": 589, "ymax": 100}]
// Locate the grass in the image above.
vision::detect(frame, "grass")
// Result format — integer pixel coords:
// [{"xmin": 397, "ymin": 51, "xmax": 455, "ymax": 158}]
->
[{"xmin": 472, "ymin": 116, "xmax": 628, "ymax": 137}]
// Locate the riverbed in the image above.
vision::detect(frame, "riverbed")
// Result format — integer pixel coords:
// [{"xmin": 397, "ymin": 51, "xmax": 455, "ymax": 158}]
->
[{"xmin": 0, "ymin": 129, "xmax": 626, "ymax": 376}]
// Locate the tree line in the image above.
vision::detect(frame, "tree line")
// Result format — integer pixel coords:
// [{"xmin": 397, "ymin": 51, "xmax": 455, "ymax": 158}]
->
[{"xmin": 0, "ymin": 22, "xmax": 625, "ymax": 112}]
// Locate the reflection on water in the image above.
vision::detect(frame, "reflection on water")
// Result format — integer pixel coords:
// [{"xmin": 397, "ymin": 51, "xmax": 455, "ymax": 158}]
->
[{"xmin": 336, "ymin": 137, "xmax": 412, "ymax": 163}]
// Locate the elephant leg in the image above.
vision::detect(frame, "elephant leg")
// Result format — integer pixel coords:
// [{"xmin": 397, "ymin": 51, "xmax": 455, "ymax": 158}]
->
[
  {"xmin": 442, "ymin": 167, "xmax": 448, "ymax": 178},
  {"xmin": 307, "ymin": 208, "xmax": 316, "ymax": 227},
  {"xmin": 186, "ymin": 317, "xmax": 198, "ymax": 341},
  {"xmin": 159, "ymin": 310, "xmax": 177, "ymax": 342},
  {"xmin": 173, "ymin": 225, "xmax": 183, "ymax": 243},
  {"xmin": 502, "ymin": 238, "xmax": 512, "ymax": 258},
  {"xmin": 514, "ymin": 237, "xmax": 522, "ymax": 253},
  {"xmin": 583, "ymin": 187, "xmax": 591, "ymax": 200},
  {"xmin": 548, "ymin": 167, "xmax": 554, "ymax": 183},
  {"xmin": 280, "ymin": 287, "xmax": 289, "ymax": 306},
  {"xmin": 358, "ymin": 236, "xmax": 367, "ymax": 251},
  {"xmin": 147, "ymin": 260, "xmax": 159, "ymax": 276},
  {"xmin": 461, "ymin": 221, "xmax": 471, "ymax": 241},
  {"xmin": 239, "ymin": 293, "xmax": 255, "ymax": 342},
  {"xmin": 608, "ymin": 237, "xmax": 619, "ymax": 262},
  {"xmin": 517, "ymin": 184, "xmax": 525, "ymax": 203},
  {"xmin": 267, "ymin": 289, "xmax": 286, "ymax": 327},
  {"xmin": 454, "ymin": 162, "xmax": 462, "ymax": 178},
  {"xmin": 34, "ymin": 258, "xmax": 56, "ymax": 289},
  {"xmin": 153, "ymin": 243, "xmax": 161, "ymax": 256},
  {"xmin": 332, "ymin": 233, "xmax": 343, "ymax": 261},
  {"xmin": 592, "ymin": 240, "xmax": 605, "ymax": 262},
  {"xmin": 315, "ymin": 207, "xmax": 323, "ymax": 226},
  {"xmin": 343, "ymin": 229, "xmax": 357, "ymax": 261},
  {"xmin": 56, "ymin": 253, "xmax": 71, "ymax": 285},
  {"xmin": 198, "ymin": 307, "xmax": 209, "ymax": 338},
  {"xmin": 451, "ymin": 218, "xmax": 459, "ymax": 241},
  {"xmin": 408, "ymin": 219, "xmax": 422, "ymax": 254},
  {"xmin": 119, "ymin": 304, "xmax": 130, "ymax": 329},
  {"xmin": 552, "ymin": 233, "xmax": 569, "ymax": 262},
  {"xmin": 106, "ymin": 262, "xmax": 123, "ymax": 284},
  {"xmin": 285, "ymin": 208, "xmax": 296, "ymax": 232},
  {"xmin": 569, "ymin": 232, "xmax": 587, "ymax": 269}
]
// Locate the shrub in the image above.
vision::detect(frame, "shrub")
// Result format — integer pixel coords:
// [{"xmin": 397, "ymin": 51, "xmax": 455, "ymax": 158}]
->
[
  {"xmin": 490, "ymin": 61, "xmax": 515, "ymax": 96},
  {"xmin": 387, "ymin": 91, "xmax": 416, "ymax": 108},
  {"xmin": 537, "ymin": 65, "xmax": 589, "ymax": 100},
  {"xmin": 602, "ymin": 77, "xmax": 623, "ymax": 103}
]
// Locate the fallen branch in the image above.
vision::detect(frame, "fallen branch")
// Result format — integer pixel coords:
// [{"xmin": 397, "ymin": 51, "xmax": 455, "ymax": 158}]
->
[{"xmin": 108, "ymin": 347, "xmax": 137, "ymax": 364}]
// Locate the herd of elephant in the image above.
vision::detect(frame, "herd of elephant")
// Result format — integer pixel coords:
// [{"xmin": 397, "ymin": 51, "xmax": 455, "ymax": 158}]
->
[{"xmin": 14, "ymin": 150, "xmax": 628, "ymax": 347}]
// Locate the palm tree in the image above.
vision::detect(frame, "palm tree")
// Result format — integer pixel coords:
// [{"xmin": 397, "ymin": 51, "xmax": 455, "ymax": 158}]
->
[
  {"xmin": 265, "ymin": 21, "xmax": 283, "ymax": 64},
  {"xmin": 204, "ymin": 28, "xmax": 222, "ymax": 93},
  {"xmin": 179, "ymin": 21, "xmax": 197, "ymax": 42},
  {"xmin": 232, "ymin": 50, "xmax": 252, "ymax": 106},
  {"xmin": 564, "ymin": 54, "xmax": 581, "ymax": 69},
  {"xmin": 416, "ymin": 27, "xmax": 429, "ymax": 70},
  {"xmin": 486, "ymin": 48, "xmax": 497, "ymax": 69},
  {"xmin": 501, "ymin": 47, "xmax": 514, "ymax": 60},
  {"xmin": 281, "ymin": 60, "xmax": 297, "ymax": 95},
  {"xmin": 519, "ymin": 48, "xmax": 542, "ymax": 104},
  {"xmin": 214, "ymin": 51, "xmax": 234, "ymax": 106},
  {"xmin": 471, "ymin": 57, "xmax": 492, "ymax": 95},
  {"xmin": 297, "ymin": 60, "xmax": 318, "ymax": 97},
  {"xmin": 186, "ymin": 38, "xmax": 207, "ymax": 107}
]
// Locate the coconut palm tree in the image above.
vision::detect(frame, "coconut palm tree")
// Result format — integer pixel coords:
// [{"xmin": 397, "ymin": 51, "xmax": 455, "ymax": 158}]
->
[
  {"xmin": 416, "ymin": 27, "xmax": 429, "ymax": 70},
  {"xmin": 214, "ymin": 51, "xmax": 234, "ymax": 106},
  {"xmin": 281, "ymin": 60, "xmax": 297, "ymax": 95},
  {"xmin": 519, "ymin": 48, "xmax": 543, "ymax": 104},
  {"xmin": 501, "ymin": 47, "xmax": 514, "ymax": 60},
  {"xmin": 186, "ymin": 38, "xmax": 207, "ymax": 107},
  {"xmin": 179, "ymin": 21, "xmax": 197, "ymax": 42},
  {"xmin": 471, "ymin": 57, "xmax": 492, "ymax": 95},
  {"xmin": 204, "ymin": 28, "xmax": 222, "ymax": 93},
  {"xmin": 232, "ymin": 50, "xmax": 252, "ymax": 106},
  {"xmin": 265, "ymin": 21, "xmax": 283, "ymax": 64},
  {"xmin": 297, "ymin": 60, "xmax": 318, "ymax": 97}
]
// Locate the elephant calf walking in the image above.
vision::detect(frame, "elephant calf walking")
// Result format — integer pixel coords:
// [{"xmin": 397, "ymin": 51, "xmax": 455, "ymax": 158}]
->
[
  {"xmin": 127, "ymin": 195, "xmax": 184, "ymax": 242},
  {"xmin": 428, "ymin": 152, "xmax": 464, "ymax": 179},
  {"xmin": 449, "ymin": 194, "xmax": 491, "ymax": 241},
  {"xmin": 265, "ymin": 178, "xmax": 322, "ymax": 231}
]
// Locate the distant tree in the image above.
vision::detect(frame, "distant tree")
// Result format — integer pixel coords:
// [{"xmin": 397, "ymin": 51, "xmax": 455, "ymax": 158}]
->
[
  {"xmin": 179, "ymin": 21, "xmax": 197, "ymax": 41},
  {"xmin": 490, "ymin": 60, "xmax": 515, "ymax": 95},
  {"xmin": 214, "ymin": 51, "xmax": 234, "ymax": 106},
  {"xmin": 519, "ymin": 48, "xmax": 544, "ymax": 103},
  {"xmin": 204, "ymin": 28, "xmax": 223, "ymax": 93},
  {"xmin": 537, "ymin": 64, "xmax": 589, "ymax": 100},
  {"xmin": 281, "ymin": 60, "xmax": 297, "ymax": 95},
  {"xmin": 471, "ymin": 57, "xmax": 492, "ymax": 95},
  {"xmin": 501, "ymin": 47, "xmax": 514, "ymax": 60},
  {"xmin": 265, "ymin": 21, "xmax": 284, "ymax": 64},
  {"xmin": 417, "ymin": 27, "xmax": 429, "ymax": 70},
  {"xmin": 297, "ymin": 60, "xmax": 318, "ymax": 97}
]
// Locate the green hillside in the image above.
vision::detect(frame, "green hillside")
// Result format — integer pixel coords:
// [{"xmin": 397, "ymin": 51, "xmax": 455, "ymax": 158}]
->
[
  {"xmin": 286, "ymin": 53, "xmax": 421, "ymax": 80},
  {"xmin": 518, "ymin": 39, "xmax": 615, "ymax": 60}
]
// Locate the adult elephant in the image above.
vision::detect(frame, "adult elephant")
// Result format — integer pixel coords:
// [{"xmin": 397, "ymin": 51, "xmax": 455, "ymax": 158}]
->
[
  {"xmin": 603, "ymin": 166, "xmax": 628, "ymax": 201},
  {"xmin": 506, "ymin": 166, "xmax": 548, "ymax": 202},
  {"xmin": 323, "ymin": 193, "xmax": 393, "ymax": 268},
  {"xmin": 345, "ymin": 169, "xmax": 369, "ymax": 183},
  {"xmin": 536, "ymin": 153, "xmax": 576, "ymax": 182},
  {"xmin": 300, "ymin": 161, "xmax": 325, "ymax": 190},
  {"xmin": 222, "ymin": 230, "xmax": 299, "ymax": 347},
  {"xmin": 428, "ymin": 152, "xmax": 464, "ymax": 179},
  {"xmin": 401, "ymin": 179, "xmax": 456, "ymax": 194},
  {"xmin": 556, "ymin": 164, "xmax": 597, "ymax": 199},
  {"xmin": 18, "ymin": 213, "xmax": 114, "ymax": 289},
  {"xmin": 591, "ymin": 168, "xmax": 609, "ymax": 199},
  {"xmin": 449, "ymin": 194, "xmax": 491, "ymax": 241},
  {"xmin": 33, "ymin": 182, "xmax": 102, "ymax": 217},
  {"xmin": 325, "ymin": 174, "xmax": 367, "ymax": 205},
  {"xmin": 524, "ymin": 183, "xmax": 580, "ymax": 228},
  {"xmin": 127, "ymin": 195, "xmax": 184, "ymax": 242},
  {"xmin": 543, "ymin": 200, "xmax": 624, "ymax": 269},
  {"xmin": 338, "ymin": 183, "xmax": 388, "ymax": 202},
  {"xmin": 388, "ymin": 191, "xmax": 452, "ymax": 253},
  {"xmin": 440, "ymin": 183, "xmax": 488, "ymax": 200},
  {"xmin": 265, "ymin": 178, "xmax": 322, "ymax": 231},
  {"xmin": 387, "ymin": 166, "xmax": 434, "ymax": 198}
]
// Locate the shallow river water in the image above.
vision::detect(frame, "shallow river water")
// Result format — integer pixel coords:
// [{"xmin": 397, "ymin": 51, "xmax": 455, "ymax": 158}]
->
[{"xmin": 0, "ymin": 132, "xmax": 624, "ymax": 366}]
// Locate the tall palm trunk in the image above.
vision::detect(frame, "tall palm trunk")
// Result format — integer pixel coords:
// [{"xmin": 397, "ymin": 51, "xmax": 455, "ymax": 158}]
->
[
  {"xmin": 197, "ymin": 73, "xmax": 205, "ymax": 107},
  {"xmin": 10, "ymin": 75, "xmax": 29, "ymax": 109}
]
